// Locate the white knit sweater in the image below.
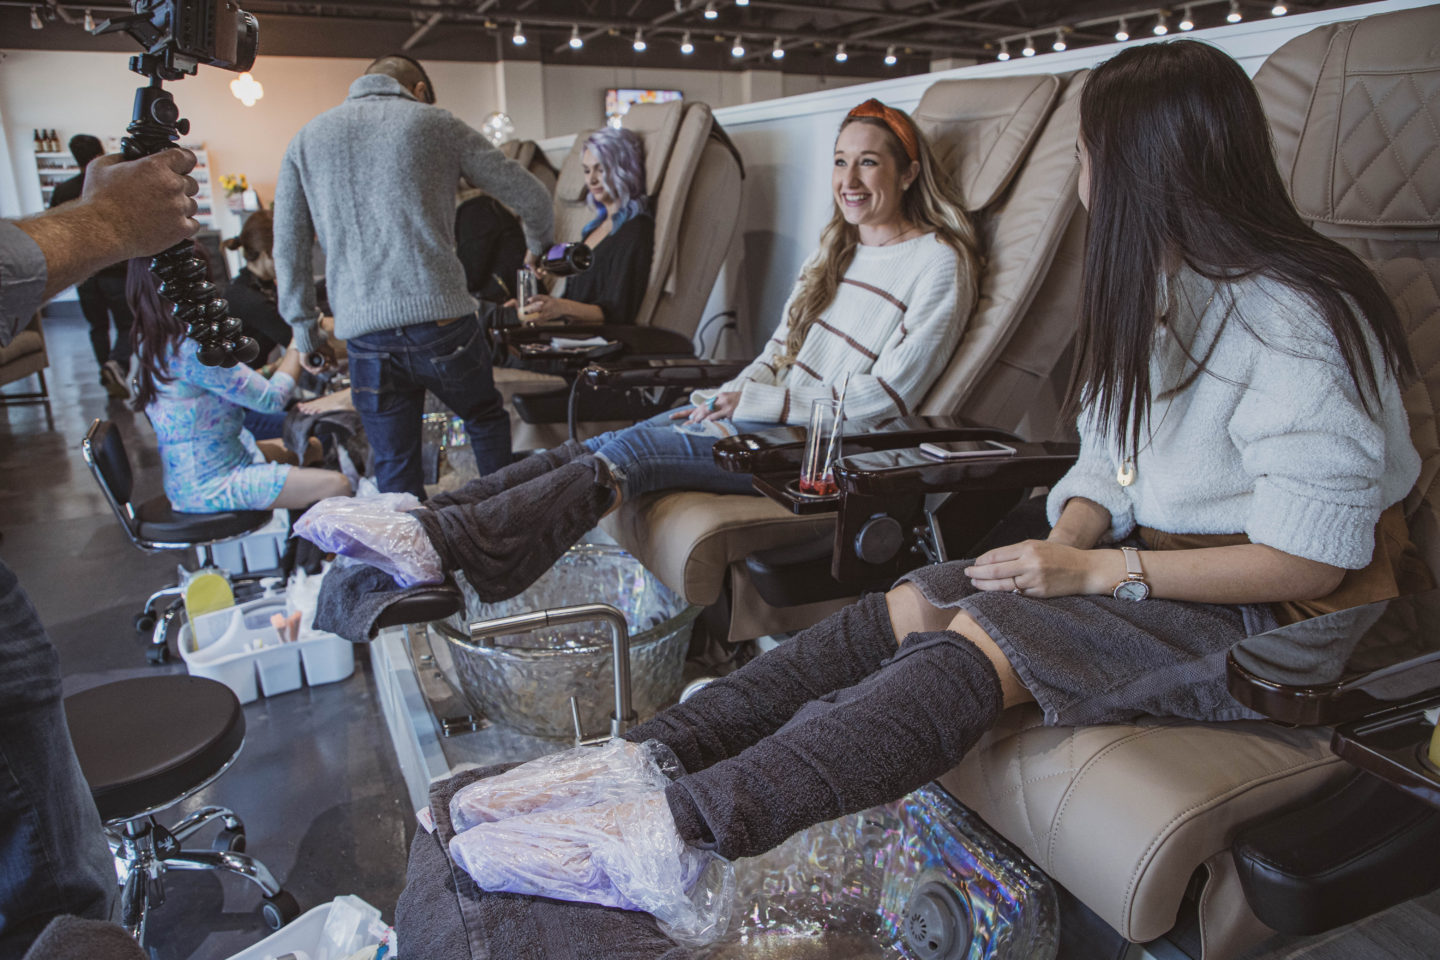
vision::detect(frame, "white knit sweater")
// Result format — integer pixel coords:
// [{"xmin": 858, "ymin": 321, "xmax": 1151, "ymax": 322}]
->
[
  {"xmin": 1046, "ymin": 267, "xmax": 1420, "ymax": 570},
  {"xmin": 696, "ymin": 234, "xmax": 967, "ymax": 424}
]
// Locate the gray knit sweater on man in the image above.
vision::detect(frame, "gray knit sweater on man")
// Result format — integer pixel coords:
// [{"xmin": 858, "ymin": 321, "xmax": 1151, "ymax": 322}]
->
[{"xmin": 274, "ymin": 74, "xmax": 554, "ymax": 353}]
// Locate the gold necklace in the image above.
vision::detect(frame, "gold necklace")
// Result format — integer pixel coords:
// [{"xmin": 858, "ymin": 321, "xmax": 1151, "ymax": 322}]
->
[{"xmin": 1116, "ymin": 284, "xmax": 1219, "ymax": 487}]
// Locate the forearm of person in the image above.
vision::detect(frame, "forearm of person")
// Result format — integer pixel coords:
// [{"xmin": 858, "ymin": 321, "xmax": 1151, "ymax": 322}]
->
[
  {"xmin": 557, "ymin": 299, "xmax": 604, "ymax": 324},
  {"xmin": 15, "ymin": 206, "xmax": 134, "ymax": 299},
  {"xmin": 274, "ymin": 345, "xmax": 302, "ymax": 382},
  {"xmin": 1080, "ymin": 541, "xmax": 1345, "ymax": 604},
  {"xmin": 1047, "ymin": 497, "xmax": 1113, "ymax": 549}
]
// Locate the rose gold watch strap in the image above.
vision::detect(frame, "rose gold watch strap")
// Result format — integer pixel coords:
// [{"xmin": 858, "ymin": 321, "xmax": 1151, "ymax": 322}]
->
[{"xmin": 1120, "ymin": 546, "xmax": 1144, "ymax": 578}]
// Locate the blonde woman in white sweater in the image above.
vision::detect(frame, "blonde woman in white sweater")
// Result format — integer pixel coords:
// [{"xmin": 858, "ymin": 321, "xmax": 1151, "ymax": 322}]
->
[{"xmin": 300, "ymin": 98, "xmax": 978, "ymax": 609}]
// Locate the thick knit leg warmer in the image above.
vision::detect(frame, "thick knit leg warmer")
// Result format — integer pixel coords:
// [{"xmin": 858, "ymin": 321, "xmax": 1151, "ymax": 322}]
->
[
  {"xmin": 663, "ymin": 629, "xmax": 1004, "ymax": 861},
  {"xmin": 427, "ymin": 440, "xmax": 589, "ymax": 509},
  {"xmin": 410, "ymin": 455, "xmax": 614, "ymax": 603},
  {"xmin": 622, "ymin": 592, "xmax": 896, "ymax": 776}
]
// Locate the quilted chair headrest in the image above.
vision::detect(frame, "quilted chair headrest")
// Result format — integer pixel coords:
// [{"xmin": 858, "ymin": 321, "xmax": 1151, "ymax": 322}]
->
[
  {"xmin": 620, "ymin": 101, "xmax": 686, "ymax": 196},
  {"xmin": 1259, "ymin": 5, "xmax": 1440, "ymax": 228},
  {"xmin": 912, "ymin": 75, "xmax": 1061, "ymax": 213}
]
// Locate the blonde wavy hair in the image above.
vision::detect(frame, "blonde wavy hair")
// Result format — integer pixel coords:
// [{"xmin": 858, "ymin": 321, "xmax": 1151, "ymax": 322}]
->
[{"xmin": 774, "ymin": 113, "xmax": 979, "ymax": 371}]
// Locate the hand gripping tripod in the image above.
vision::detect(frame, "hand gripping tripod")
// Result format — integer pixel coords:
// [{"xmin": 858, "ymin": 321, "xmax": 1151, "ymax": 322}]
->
[{"xmin": 123, "ymin": 53, "xmax": 259, "ymax": 367}]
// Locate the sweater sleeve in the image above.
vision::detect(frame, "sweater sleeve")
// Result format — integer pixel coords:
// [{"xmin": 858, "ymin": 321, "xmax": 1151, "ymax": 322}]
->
[
  {"xmin": 1045, "ymin": 409, "xmax": 1135, "ymax": 543},
  {"xmin": 273, "ymin": 141, "xmax": 321, "ymax": 354},
  {"xmin": 1229, "ymin": 313, "xmax": 1394, "ymax": 569},
  {"xmin": 454, "ymin": 119, "xmax": 555, "ymax": 257},
  {"xmin": 732, "ymin": 245, "xmax": 966, "ymax": 424}
]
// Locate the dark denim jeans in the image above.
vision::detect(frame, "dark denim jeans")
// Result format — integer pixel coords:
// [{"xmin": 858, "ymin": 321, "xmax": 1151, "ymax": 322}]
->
[
  {"xmin": 348, "ymin": 315, "xmax": 511, "ymax": 497},
  {"xmin": 76, "ymin": 274, "xmax": 134, "ymax": 370},
  {"xmin": 583, "ymin": 410, "xmax": 772, "ymax": 501},
  {"xmin": 0, "ymin": 558, "xmax": 113, "ymax": 954}
]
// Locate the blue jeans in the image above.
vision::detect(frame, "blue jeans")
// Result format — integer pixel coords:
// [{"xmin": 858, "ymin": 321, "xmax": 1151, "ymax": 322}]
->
[
  {"xmin": 583, "ymin": 411, "xmax": 772, "ymax": 500},
  {"xmin": 242, "ymin": 408, "xmax": 287, "ymax": 441},
  {"xmin": 348, "ymin": 316, "xmax": 511, "ymax": 497},
  {"xmin": 0, "ymin": 558, "xmax": 113, "ymax": 954}
]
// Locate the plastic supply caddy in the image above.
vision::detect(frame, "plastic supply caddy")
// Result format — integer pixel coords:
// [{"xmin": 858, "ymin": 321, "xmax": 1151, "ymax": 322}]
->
[
  {"xmin": 222, "ymin": 894, "xmax": 395, "ymax": 960},
  {"xmin": 179, "ymin": 596, "xmax": 354, "ymax": 704}
]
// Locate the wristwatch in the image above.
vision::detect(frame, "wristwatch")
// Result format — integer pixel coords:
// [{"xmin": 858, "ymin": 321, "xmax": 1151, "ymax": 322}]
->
[{"xmin": 1112, "ymin": 546, "xmax": 1150, "ymax": 601}]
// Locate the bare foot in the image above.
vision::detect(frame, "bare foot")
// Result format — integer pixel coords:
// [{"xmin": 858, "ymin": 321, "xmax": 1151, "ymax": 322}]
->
[{"xmin": 297, "ymin": 387, "xmax": 354, "ymax": 416}]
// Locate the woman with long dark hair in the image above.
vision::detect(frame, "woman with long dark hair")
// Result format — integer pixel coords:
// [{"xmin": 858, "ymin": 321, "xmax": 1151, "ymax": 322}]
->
[
  {"xmin": 128, "ymin": 253, "xmax": 354, "ymax": 512},
  {"xmin": 428, "ymin": 40, "xmax": 1426, "ymax": 926},
  {"xmin": 221, "ymin": 209, "xmax": 292, "ymax": 364}
]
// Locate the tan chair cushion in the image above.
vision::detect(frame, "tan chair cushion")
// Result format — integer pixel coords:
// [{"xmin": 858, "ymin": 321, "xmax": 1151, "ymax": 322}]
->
[
  {"xmin": 621, "ymin": 101, "xmax": 685, "ymax": 197},
  {"xmin": 599, "ymin": 491, "xmax": 833, "ymax": 605},
  {"xmin": 913, "ymin": 75, "xmax": 1060, "ymax": 213},
  {"xmin": 0, "ymin": 329, "xmax": 44, "ymax": 368},
  {"xmin": 1261, "ymin": 5, "xmax": 1440, "ymax": 227},
  {"xmin": 938, "ymin": 707, "xmax": 1349, "ymax": 948}
]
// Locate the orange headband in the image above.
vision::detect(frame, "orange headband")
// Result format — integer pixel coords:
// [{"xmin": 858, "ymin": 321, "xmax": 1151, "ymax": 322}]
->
[{"xmin": 845, "ymin": 98, "xmax": 919, "ymax": 164}]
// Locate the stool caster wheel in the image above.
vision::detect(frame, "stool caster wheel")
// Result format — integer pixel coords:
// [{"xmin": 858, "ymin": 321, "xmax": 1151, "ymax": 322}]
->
[
  {"xmin": 135, "ymin": 611, "xmax": 156, "ymax": 634},
  {"xmin": 261, "ymin": 890, "xmax": 300, "ymax": 930},
  {"xmin": 213, "ymin": 828, "xmax": 246, "ymax": 853},
  {"xmin": 146, "ymin": 644, "xmax": 168, "ymax": 665}
]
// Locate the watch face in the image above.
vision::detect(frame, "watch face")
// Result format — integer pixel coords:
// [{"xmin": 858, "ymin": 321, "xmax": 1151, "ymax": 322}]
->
[{"xmin": 1114, "ymin": 580, "xmax": 1150, "ymax": 602}]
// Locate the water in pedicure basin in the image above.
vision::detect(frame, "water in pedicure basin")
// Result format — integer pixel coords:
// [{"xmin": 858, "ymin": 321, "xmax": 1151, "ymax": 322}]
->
[{"xmin": 703, "ymin": 785, "xmax": 1058, "ymax": 960}]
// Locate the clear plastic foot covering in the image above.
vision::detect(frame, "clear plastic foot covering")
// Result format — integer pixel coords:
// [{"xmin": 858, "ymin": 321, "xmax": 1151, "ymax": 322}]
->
[{"xmin": 293, "ymin": 493, "xmax": 443, "ymax": 588}]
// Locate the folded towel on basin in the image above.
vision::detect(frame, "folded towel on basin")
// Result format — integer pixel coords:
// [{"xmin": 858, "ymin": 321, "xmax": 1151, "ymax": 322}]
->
[
  {"xmin": 312, "ymin": 562, "xmax": 436, "ymax": 642},
  {"xmin": 396, "ymin": 764, "xmax": 693, "ymax": 960}
]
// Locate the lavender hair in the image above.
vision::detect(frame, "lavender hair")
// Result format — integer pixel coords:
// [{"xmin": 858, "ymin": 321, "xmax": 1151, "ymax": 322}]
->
[{"xmin": 581, "ymin": 125, "xmax": 649, "ymax": 236}]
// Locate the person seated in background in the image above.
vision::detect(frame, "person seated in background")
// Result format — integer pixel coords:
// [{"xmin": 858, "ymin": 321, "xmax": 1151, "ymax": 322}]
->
[
  {"xmin": 509, "ymin": 126, "xmax": 654, "ymax": 326},
  {"xmin": 433, "ymin": 40, "xmax": 1427, "ymax": 928},
  {"xmin": 221, "ymin": 209, "xmax": 292, "ymax": 364},
  {"xmin": 128, "ymin": 255, "xmax": 353, "ymax": 511},
  {"xmin": 303, "ymin": 98, "xmax": 980, "ymax": 607}
]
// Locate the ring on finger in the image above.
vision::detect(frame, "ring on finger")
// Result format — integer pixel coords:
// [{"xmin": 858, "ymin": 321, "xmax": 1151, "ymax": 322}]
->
[{"xmin": 1011, "ymin": 576, "xmax": 1023, "ymax": 595}]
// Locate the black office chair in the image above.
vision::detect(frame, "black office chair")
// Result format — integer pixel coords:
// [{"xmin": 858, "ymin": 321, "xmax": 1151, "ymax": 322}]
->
[
  {"xmin": 64, "ymin": 675, "xmax": 299, "ymax": 944},
  {"xmin": 82, "ymin": 419, "xmax": 274, "ymax": 663}
]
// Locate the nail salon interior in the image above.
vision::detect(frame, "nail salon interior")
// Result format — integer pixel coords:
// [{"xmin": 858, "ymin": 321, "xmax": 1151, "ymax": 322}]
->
[{"xmin": 3, "ymin": 0, "xmax": 1439, "ymax": 957}]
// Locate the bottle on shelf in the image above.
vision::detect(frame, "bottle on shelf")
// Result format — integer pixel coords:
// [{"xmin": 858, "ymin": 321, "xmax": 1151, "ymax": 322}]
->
[
  {"xmin": 49, "ymin": 130, "xmax": 61, "ymax": 153},
  {"xmin": 33, "ymin": 130, "xmax": 41, "ymax": 153}
]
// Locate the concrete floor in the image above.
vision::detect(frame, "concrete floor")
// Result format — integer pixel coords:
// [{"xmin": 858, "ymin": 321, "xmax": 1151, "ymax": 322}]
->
[{"xmin": 1, "ymin": 316, "xmax": 413, "ymax": 960}]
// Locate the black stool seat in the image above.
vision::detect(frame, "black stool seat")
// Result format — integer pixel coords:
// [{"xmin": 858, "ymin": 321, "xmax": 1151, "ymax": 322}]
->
[
  {"xmin": 134, "ymin": 495, "xmax": 271, "ymax": 544},
  {"xmin": 374, "ymin": 586, "xmax": 464, "ymax": 631},
  {"xmin": 65, "ymin": 676, "xmax": 245, "ymax": 823}
]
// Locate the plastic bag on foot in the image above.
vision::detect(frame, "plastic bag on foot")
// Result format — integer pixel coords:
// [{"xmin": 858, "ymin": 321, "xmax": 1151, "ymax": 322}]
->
[
  {"xmin": 449, "ymin": 791, "xmax": 734, "ymax": 946},
  {"xmin": 293, "ymin": 493, "xmax": 443, "ymax": 588},
  {"xmin": 449, "ymin": 739, "xmax": 684, "ymax": 833}
]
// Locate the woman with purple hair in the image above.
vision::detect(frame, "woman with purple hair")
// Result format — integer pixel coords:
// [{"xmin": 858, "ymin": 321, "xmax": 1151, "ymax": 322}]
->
[{"xmin": 512, "ymin": 126, "xmax": 654, "ymax": 325}]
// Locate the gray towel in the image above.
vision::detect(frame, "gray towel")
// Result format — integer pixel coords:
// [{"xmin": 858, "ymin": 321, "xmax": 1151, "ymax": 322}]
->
[
  {"xmin": 411, "ymin": 457, "xmax": 613, "ymax": 604},
  {"xmin": 312, "ymin": 562, "xmax": 435, "ymax": 642},
  {"xmin": 21, "ymin": 916, "xmax": 146, "ymax": 960},
  {"xmin": 395, "ymin": 764, "xmax": 693, "ymax": 960}
]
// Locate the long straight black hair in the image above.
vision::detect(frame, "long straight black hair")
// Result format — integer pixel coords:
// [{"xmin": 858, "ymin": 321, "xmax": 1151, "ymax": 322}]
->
[{"xmin": 1066, "ymin": 40, "xmax": 1414, "ymax": 456}]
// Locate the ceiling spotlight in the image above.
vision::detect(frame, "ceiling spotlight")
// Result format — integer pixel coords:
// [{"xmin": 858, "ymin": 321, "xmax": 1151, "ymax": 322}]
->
[
  {"xmin": 771, "ymin": 37, "xmax": 785, "ymax": 59},
  {"xmin": 1227, "ymin": 0, "xmax": 1243, "ymax": 23},
  {"xmin": 512, "ymin": 21, "xmax": 526, "ymax": 45},
  {"xmin": 569, "ymin": 25, "xmax": 583, "ymax": 49},
  {"xmin": 1052, "ymin": 29, "xmax": 1066, "ymax": 52},
  {"xmin": 736, "ymin": 0, "xmax": 749, "ymax": 5},
  {"xmin": 30, "ymin": 5, "xmax": 42, "ymax": 28},
  {"xmin": 1153, "ymin": 13, "xmax": 1169, "ymax": 35},
  {"xmin": 1115, "ymin": 18, "xmax": 1129, "ymax": 41},
  {"xmin": 1271, "ymin": 3, "xmax": 1288, "ymax": 14},
  {"xmin": 680, "ymin": 30, "xmax": 694, "ymax": 54},
  {"xmin": 1021, "ymin": 35, "xmax": 1036, "ymax": 57},
  {"xmin": 731, "ymin": 35, "xmax": 745, "ymax": 57},
  {"xmin": 704, "ymin": 2, "xmax": 718, "ymax": 20},
  {"xmin": 633, "ymin": 28, "xmax": 647, "ymax": 51},
  {"xmin": 1178, "ymin": 6, "xmax": 1195, "ymax": 30},
  {"xmin": 884, "ymin": 44, "xmax": 897, "ymax": 66},
  {"xmin": 834, "ymin": 42, "xmax": 847, "ymax": 63},
  {"xmin": 83, "ymin": 7, "xmax": 94, "ymax": 31},
  {"xmin": 997, "ymin": 39, "xmax": 1010, "ymax": 60}
]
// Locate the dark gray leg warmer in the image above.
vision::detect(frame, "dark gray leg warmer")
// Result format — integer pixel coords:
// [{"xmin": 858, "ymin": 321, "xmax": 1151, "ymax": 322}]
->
[
  {"xmin": 622, "ymin": 592, "xmax": 897, "ymax": 776},
  {"xmin": 663, "ymin": 629, "xmax": 1004, "ymax": 861},
  {"xmin": 427, "ymin": 440, "xmax": 589, "ymax": 509},
  {"xmin": 410, "ymin": 455, "xmax": 614, "ymax": 603}
]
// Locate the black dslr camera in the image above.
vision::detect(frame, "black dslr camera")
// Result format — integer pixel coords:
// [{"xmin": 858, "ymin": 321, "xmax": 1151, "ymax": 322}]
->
[{"xmin": 96, "ymin": 0, "xmax": 262, "ymax": 366}]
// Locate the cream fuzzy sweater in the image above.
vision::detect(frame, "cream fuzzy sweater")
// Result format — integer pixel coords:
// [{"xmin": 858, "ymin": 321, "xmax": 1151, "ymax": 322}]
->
[
  {"xmin": 697, "ymin": 234, "xmax": 967, "ymax": 424},
  {"xmin": 1047, "ymin": 267, "xmax": 1420, "ymax": 570}
]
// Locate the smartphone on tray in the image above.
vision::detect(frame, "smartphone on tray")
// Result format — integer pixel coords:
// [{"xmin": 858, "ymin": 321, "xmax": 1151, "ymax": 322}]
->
[{"xmin": 918, "ymin": 439, "xmax": 1017, "ymax": 460}]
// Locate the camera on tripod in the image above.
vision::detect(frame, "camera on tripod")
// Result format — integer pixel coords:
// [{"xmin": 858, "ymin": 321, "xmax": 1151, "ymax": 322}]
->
[
  {"xmin": 98, "ymin": 0, "xmax": 258, "ymax": 79},
  {"xmin": 95, "ymin": 0, "xmax": 262, "ymax": 366}
]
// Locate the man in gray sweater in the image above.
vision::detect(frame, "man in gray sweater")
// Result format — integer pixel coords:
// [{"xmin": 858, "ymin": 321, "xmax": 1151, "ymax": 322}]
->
[{"xmin": 275, "ymin": 54, "xmax": 554, "ymax": 494}]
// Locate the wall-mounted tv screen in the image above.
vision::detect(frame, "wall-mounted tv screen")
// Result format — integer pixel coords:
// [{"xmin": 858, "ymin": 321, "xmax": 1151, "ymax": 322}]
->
[{"xmin": 605, "ymin": 88, "xmax": 683, "ymax": 125}]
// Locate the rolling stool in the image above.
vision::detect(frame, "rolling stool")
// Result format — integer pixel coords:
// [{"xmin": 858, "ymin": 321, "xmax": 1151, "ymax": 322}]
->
[
  {"xmin": 83, "ymin": 419, "xmax": 274, "ymax": 663},
  {"xmin": 64, "ymin": 675, "xmax": 299, "ymax": 944}
]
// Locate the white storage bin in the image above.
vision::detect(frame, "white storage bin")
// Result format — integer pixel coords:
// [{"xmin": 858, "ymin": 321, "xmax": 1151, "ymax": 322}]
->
[
  {"xmin": 179, "ymin": 597, "xmax": 354, "ymax": 705},
  {"xmin": 222, "ymin": 895, "xmax": 392, "ymax": 960}
]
